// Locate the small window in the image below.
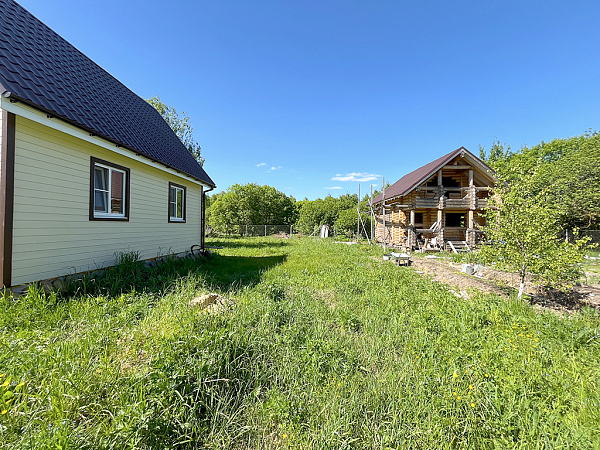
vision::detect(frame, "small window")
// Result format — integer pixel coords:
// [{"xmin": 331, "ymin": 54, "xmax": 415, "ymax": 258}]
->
[
  {"xmin": 90, "ymin": 157, "xmax": 129, "ymax": 220},
  {"xmin": 445, "ymin": 213, "xmax": 465, "ymax": 227},
  {"xmin": 414, "ymin": 212, "xmax": 424, "ymax": 225},
  {"xmin": 169, "ymin": 182, "xmax": 186, "ymax": 222}
]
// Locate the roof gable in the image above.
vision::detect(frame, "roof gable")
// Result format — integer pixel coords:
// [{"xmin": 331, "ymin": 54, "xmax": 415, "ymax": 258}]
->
[
  {"xmin": 373, "ymin": 147, "xmax": 494, "ymax": 204},
  {"xmin": 0, "ymin": 0, "xmax": 215, "ymax": 186}
]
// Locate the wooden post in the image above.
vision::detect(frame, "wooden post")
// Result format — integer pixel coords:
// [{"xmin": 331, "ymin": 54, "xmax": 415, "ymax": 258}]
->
[
  {"xmin": 409, "ymin": 209, "xmax": 416, "ymax": 249},
  {"xmin": 438, "ymin": 170, "xmax": 443, "ymax": 186},
  {"xmin": 265, "ymin": 224, "xmax": 267, "ymax": 236},
  {"xmin": 467, "ymin": 210, "xmax": 475, "ymax": 247},
  {"xmin": 437, "ymin": 209, "xmax": 443, "ymax": 244},
  {"xmin": 382, "ymin": 177, "xmax": 386, "ymax": 251}
]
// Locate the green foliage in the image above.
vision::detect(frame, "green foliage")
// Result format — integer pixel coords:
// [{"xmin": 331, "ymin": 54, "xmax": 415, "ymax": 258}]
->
[
  {"xmin": 147, "ymin": 96, "xmax": 204, "ymax": 165},
  {"xmin": 207, "ymin": 183, "xmax": 298, "ymax": 234},
  {"xmin": 480, "ymin": 132, "xmax": 600, "ymax": 229},
  {"xmin": 334, "ymin": 207, "xmax": 372, "ymax": 238},
  {"xmin": 2, "ymin": 237, "xmax": 600, "ymax": 448},
  {"xmin": 296, "ymin": 194, "xmax": 357, "ymax": 234},
  {"xmin": 480, "ymin": 169, "xmax": 589, "ymax": 298}
]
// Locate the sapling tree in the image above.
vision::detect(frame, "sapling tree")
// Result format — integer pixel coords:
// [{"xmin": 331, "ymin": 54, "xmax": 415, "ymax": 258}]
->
[{"xmin": 480, "ymin": 169, "xmax": 589, "ymax": 299}]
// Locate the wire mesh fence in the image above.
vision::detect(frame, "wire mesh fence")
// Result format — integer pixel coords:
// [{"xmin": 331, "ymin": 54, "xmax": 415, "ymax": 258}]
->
[
  {"xmin": 580, "ymin": 229, "xmax": 600, "ymax": 245},
  {"xmin": 560, "ymin": 229, "xmax": 600, "ymax": 246},
  {"xmin": 207, "ymin": 224, "xmax": 296, "ymax": 237},
  {"xmin": 206, "ymin": 224, "xmax": 365, "ymax": 239}
]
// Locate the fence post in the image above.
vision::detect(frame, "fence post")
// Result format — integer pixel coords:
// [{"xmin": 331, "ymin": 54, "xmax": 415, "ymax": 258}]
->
[
  {"xmin": 290, "ymin": 225, "xmax": 293, "ymax": 235},
  {"xmin": 265, "ymin": 225, "xmax": 267, "ymax": 236},
  {"xmin": 245, "ymin": 224, "xmax": 248, "ymax": 236}
]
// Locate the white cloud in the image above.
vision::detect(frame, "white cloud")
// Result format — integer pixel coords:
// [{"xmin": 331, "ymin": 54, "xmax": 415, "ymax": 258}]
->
[
  {"xmin": 267, "ymin": 166, "xmax": 282, "ymax": 172},
  {"xmin": 331, "ymin": 172, "xmax": 381, "ymax": 182},
  {"xmin": 256, "ymin": 162, "xmax": 267, "ymax": 167},
  {"xmin": 324, "ymin": 186, "xmax": 342, "ymax": 190}
]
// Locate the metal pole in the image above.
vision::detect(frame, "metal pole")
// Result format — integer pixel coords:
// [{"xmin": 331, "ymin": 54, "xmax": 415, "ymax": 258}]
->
[
  {"xmin": 357, "ymin": 184, "xmax": 361, "ymax": 242},
  {"xmin": 370, "ymin": 184, "xmax": 374, "ymax": 244}
]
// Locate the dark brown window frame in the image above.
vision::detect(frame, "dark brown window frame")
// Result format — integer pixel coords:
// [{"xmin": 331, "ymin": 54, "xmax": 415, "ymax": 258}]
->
[
  {"xmin": 168, "ymin": 182, "xmax": 187, "ymax": 223},
  {"xmin": 89, "ymin": 157, "xmax": 130, "ymax": 221}
]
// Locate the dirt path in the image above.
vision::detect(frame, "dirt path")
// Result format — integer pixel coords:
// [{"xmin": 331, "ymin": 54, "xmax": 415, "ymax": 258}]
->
[{"xmin": 410, "ymin": 256, "xmax": 600, "ymax": 314}]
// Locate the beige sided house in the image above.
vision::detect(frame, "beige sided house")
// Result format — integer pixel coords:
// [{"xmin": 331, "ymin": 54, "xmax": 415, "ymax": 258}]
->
[
  {"xmin": 372, "ymin": 147, "xmax": 496, "ymax": 251},
  {"xmin": 0, "ymin": 0, "xmax": 216, "ymax": 287}
]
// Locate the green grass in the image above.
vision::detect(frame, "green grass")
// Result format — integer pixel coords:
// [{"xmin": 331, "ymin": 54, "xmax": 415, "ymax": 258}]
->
[{"xmin": 1, "ymin": 237, "xmax": 599, "ymax": 448}]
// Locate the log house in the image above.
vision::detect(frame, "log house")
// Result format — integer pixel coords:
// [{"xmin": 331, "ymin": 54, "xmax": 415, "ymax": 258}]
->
[{"xmin": 372, "ymin": 147, "xmax": 496, "ymax": 250}]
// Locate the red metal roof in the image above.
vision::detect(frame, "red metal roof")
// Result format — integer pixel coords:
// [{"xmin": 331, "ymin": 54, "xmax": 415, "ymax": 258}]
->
[{"xmin": 372, "ymin": 147, "xmax": 492, "ymax": 204}]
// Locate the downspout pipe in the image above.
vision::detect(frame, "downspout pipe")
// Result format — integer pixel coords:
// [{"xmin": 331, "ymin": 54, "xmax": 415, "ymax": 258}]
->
[{"xmin": 201, "ymin": 185, "xmax": 215, "ymax": 250}]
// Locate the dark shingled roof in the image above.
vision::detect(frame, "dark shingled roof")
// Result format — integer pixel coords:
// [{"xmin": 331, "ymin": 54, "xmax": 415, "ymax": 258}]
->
[
  {"xmin": 373, "ymin": 147, "xmax": 492, "ymax": 204},
  {"xmin": 0, "ymin": 0, "xmax": 215, "ymax": 187}
]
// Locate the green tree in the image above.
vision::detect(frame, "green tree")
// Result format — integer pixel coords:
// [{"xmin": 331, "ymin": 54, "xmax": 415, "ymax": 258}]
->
[
  {"xmin": 334, "ymin": 207, "xmax": 372, "ymax": 238},
  {"xmin": 480, "ymin": 169, "xmax": 589, "ymax": 299},
  {"xmin": 480, "ymin": 133, "xmax": 600, "ymax": 229},
  {"xmin": 295, "ymin": 194, "xmax": 359, "ymax": 235},
  {"xmin": 147, "ymin": 96, "xmax": 204, "ymax": 165},
  {"xmin": 207, "ymin": 184, "xmax": 298, "ymax": 234}
]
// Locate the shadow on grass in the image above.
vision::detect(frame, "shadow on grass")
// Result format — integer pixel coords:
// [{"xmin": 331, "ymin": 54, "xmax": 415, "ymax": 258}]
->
[
  {"xmin": 197, "ymin": 254, "xmax": 287, "ymax": 291},
  {"xmin": 61, "ymin": 252, "xmax": 287, "ymax": 300},
  {"xmin": 206, "ymin": 238, "xmax": 291, "ymax": 249}
]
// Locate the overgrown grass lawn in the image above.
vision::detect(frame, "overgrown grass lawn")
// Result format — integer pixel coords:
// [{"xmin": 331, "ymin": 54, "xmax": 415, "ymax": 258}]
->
[{"xmin": 1, "ymin": 238, "xmax": 599, "ymax": 448}]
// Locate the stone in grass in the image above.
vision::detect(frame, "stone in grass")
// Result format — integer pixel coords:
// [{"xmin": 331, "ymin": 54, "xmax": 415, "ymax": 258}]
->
[
  {"xmin": 189, "ymin": 293, "xmax": 234, "ymax": 313},
  {"xmin": 189, "ymin": 293, "xmax": 220, "ymax": 308}
]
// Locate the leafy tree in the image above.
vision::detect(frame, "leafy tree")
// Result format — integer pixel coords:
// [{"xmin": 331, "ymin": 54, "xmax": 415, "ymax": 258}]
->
[
  {"xmin": 480, "ymin": 133, "xmax": 600, "ymax": 229},
  {"xmin": 206, "ymin": 184, "xmax": 298, "ymax": 234},
  {"xmin": 480, "ymin": 169, "xmax": 589, "ymax": 299},
  {"xmin": 147, "ymin": 96, "xmax": 204, "ymax": 165},
  {"xmin": 334, "ymin": 207, "xmax": 372, "ymax": 238},
  {"xmin": 295, "ymin": 194, "xmax": 358, "ymax": 235}
]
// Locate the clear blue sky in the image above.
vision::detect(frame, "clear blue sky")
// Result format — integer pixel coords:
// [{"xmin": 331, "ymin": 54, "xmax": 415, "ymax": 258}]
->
[{"xmin": 17, "ymin": 0, "xmax": 600, "ymax": 200}]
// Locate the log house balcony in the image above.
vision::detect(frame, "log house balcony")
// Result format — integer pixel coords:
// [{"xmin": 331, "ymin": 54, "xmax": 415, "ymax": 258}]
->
[{"xmin": 414, "ymin": 186, "xmax": 489, "ymax": 210}]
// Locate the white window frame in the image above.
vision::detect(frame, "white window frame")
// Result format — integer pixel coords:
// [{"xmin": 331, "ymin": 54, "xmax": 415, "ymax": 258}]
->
[
  {"xmin": 90, "ymin": 157, "xmax": 129, "ymax": 221},
  {"xmin": 169, "ymin": 182, "xmax": 186, "ymax": 223}
]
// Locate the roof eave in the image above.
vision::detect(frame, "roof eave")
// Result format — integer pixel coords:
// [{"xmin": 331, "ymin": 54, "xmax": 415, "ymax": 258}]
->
[{"xmin": 3, "ymin": 92, "xmax": 216, "ymax": 188}]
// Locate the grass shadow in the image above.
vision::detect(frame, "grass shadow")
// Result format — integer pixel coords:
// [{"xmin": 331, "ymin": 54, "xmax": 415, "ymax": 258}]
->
[
  {"xmin": 195, "ymin": 254, "xmax": 287, "ymax": 291},
  {"xmin": 206, "ymin": 238, "xmax": 291, "ymax": 249},
  {"xmin": 60, "ymin": 252, "xmax": 286, "ymax": 300}
]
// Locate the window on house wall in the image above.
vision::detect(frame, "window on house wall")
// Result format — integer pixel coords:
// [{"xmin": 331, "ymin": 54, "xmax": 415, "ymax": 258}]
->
[
  {"xmin": 169, "ymin": 182, "xmax": 186, "ymax": 222},
  {"xmin": 90, "ymin": 157, "xmax": 129, "ymax": 220},
  {"xmin": 414, "ymin": 212, "xmax": 424, "ymax": 225},
  {"xmin": 445, "ymin": 213, "xmax": 465, "ymax": 227}
]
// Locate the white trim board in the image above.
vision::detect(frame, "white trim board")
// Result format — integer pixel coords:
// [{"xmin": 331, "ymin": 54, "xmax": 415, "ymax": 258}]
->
[{"xmin": 0, "ymin": 98, "xmax": 211, "ymax": 188}]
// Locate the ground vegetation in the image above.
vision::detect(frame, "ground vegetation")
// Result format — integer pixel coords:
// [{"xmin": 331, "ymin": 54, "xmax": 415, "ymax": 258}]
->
[{"xmin": 1, "ymin": 238, "xmax": 599, "ymax": 448}]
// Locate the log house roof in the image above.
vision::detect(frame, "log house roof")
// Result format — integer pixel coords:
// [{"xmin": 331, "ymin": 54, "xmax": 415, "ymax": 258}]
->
[{"xmin": 372, "ymin": 147, "xmax": 494, "ymax": 205}]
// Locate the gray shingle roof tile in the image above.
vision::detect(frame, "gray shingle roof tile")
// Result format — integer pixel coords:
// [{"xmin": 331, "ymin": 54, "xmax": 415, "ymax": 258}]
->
[{"xmin": 0, "ymin": 0, "xmax": 215, "ymax": 186}]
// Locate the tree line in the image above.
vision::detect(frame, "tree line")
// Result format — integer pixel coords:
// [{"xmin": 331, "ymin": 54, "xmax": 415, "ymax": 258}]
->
[{"xmin": 206, "ymin": 184, "xmax": 375, "ymax": 237}]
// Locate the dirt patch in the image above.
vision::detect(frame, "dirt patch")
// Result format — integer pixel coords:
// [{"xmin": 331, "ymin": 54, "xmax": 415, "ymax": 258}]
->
[{"xmin": 409, "ymin": 256, "xmax": 600, "ymax": 314}]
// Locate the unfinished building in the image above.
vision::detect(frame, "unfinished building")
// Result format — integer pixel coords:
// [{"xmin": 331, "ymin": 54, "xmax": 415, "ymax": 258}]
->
[{"xmin": 372, "ymin": 147, "xmax": 496, "ymax": 251}]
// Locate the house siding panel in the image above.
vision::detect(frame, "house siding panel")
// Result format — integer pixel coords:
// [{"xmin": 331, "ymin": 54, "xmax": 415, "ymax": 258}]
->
[{"xmin": 11, "ymin": 117, "xmax": 203, "ymax": 285}]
